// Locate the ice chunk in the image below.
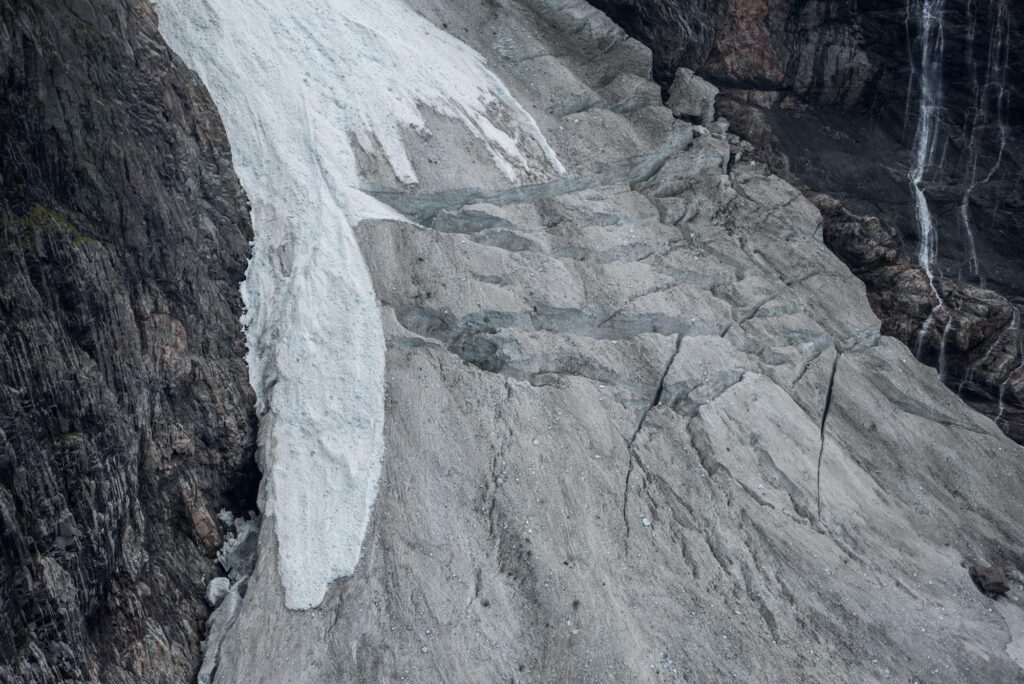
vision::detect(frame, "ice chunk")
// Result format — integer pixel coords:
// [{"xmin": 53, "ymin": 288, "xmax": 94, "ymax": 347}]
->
[
  {"xmin": 216, "ymin": 515, "xmax": 258, "ymax": 582},
  {"xmin": 205, "ymin": 577, "xmax": 231, "ymax": 607}
]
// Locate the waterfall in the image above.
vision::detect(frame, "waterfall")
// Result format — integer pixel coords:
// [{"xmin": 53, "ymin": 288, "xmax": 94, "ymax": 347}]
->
[
  {"xmin": 958, "ymin": 0, "xmax": 1011, "ymax": 286},
  {"xmin": 980, "ymin": 0, "xmax": 1011, "ymax": 183},
  {"xmin": 958, "ymin": 0, "xmax": 981, "ymax": 281},
  {"xmin": 906, "ymin": 0, "xmax": 1014, "ymax": 380},
  {"xmin": 996, "ymin": 308, "xmax": 1023, "ymax": 424},
  {"xmin": 908, "ymin": 0, "xmax": 949, "ymax": 377}
]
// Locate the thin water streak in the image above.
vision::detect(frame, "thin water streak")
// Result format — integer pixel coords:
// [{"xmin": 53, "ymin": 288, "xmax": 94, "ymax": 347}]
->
[
  {"xmin": 908, "ymin": 0, "xmax": 949, "ymax": 378},
  {"xmin": 996, "ymin": 308, "xmax": 1023, "ymax": 424},
  {"xmin": 958, "ymin": 0, "xmax": 1011, "ymax": 285}
]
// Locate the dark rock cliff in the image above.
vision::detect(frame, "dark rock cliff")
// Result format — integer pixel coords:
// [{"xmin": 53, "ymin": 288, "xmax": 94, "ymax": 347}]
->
[
  {"xmin": 0, "ymin": 0, "xmax": 256, "ymax": 681},
  {"xmin": 588, "ymin": 0, "xmax": 1024, "ymax": 441}
]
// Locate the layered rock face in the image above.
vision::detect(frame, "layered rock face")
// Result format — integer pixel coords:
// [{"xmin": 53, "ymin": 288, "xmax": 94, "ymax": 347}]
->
[
  {"xmin": 0, "ymin": 1, "xmax": 256, "ymax": 681},
  {"xmin": 588, "ymin": 0, "xmax": 1024, "ymax": 440},
  {"xmin": 818, "ymin": 196, "xmax": 1024, "ymax": 442},
  {"xmin": 588, "ymin": 0, "xmax": 1022, "ymax": 253},
  {"xmin": 153, "ymin": 0, "xmax": 1024, "ymax": 681}
]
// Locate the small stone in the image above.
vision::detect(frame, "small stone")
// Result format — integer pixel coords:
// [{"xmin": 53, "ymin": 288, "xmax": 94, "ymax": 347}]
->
[
  {"xmin": 420, "ymin": 646, "xmax": 429, "ymax": 654},
  {"xmin": 205, "ymin": 577, "xmax": 231, "ymax": 607},
  {"xmin": 969, "ymin": 563, "xmax": 1010, "ymax": 597},
  {"xmin": 640, "ymin": 516, "xmax": 652, "ymax": 527}
]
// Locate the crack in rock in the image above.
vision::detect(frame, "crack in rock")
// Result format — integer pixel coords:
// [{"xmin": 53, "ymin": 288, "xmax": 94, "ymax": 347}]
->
[
  {"xmin": 816, "ymin": 349, "xmax": 841, "ymax": 520},
  {"xmin": 622, "ymin": 333, "xmax": 683, "ymax": 541}
]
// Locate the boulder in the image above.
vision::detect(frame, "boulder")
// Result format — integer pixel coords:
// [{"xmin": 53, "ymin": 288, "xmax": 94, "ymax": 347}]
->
[
  {"xmin": 666, "ymin": 67, "xmax": 719, "ymax": 124},
  {"xmin": 970, "ymin": 563, "xmax": 1010, "ymax": 598}
]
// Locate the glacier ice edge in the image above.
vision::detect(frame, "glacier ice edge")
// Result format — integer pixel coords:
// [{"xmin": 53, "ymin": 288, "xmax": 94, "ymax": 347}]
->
[{"xmin": 153, "ymin": 0, "xmax": 562, "ymax": 610}]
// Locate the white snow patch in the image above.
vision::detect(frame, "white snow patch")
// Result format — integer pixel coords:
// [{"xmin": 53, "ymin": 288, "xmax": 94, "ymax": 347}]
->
[{"xmin": 154, "ymin": 0, "xmax": 562, "ymax": 610}]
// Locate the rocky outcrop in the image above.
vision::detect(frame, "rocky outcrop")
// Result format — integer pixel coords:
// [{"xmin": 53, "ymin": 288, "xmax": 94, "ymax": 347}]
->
[
  {"xmin": 666, "ymin": 67, "xmax": 719, "ymax": 124},
  {"xmin": 587, "ymin": 0, "xmax": 1024, "ymax": 441},
  {"xmin": 815, "ymin": 196, "xmax": 1024, "ymax": 440},
  {"xmin": 0, "ymin": 0, "xmax": 256, "ymax": 681},
  {"xmin": 587, "ymin": 0, "xmax": 883, "ymax": 102},
  {"xmin": 156, "ymin": 0, "xmax": 1024, "ymax": 681}
]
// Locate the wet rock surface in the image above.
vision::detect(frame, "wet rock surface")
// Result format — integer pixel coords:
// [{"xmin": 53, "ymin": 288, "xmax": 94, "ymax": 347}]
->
[
  {"xmin": 815, "ymin": 196, "xmax": 1024, "ymax": 441},
  {"xmin": 586, "ymin": 0, "xmax": 1023, "ymax": 270},
  {"xmin": 195, "ymin": 1, "xmax": 1024, "ymax": 682},
  {"xmin": 0, "ymin": 0, "xmax": 256, "ymax": 681}
]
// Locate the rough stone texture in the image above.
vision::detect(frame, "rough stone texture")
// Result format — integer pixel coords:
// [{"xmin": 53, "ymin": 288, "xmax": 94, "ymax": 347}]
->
[
  {"xmin": 586, "ymin": 0, "xmax": 1024, "ymax": 442},
  {"xmin": 815, "ymin": 195, "xmax": 1024, "ymax": 441},
  {"xmin": 0, "ymin": 0, "xmax": 256, "ymax": 681},
  {"xmin": 587, "ymin": 0, "xmax": 881, "ymax": 103},
  {"xmin": 666, "ymin": 67, "xmax": 718, "ymax": 124},
  {"xmin": 201, "ymin": 1, "xmax": 1024, "ymax": 682},
  {"xmin": 586, "ymin": 0, "xmax": 1024, "ymax": 254}
]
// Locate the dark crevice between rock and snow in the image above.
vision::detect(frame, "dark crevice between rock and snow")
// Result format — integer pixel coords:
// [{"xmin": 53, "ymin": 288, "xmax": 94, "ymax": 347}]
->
[
  {"xmin": 0, "ymin": 1, "xmax": 259, "ymax": 680},
  {"xmin": 198, "ymin": 513, "xmax": 259, "ymax": 684}
]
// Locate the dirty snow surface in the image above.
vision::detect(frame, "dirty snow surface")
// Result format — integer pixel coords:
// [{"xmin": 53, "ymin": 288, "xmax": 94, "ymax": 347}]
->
[{"xmin": 154, "ymin": 0, "xmax": 561, "ymax": 609}]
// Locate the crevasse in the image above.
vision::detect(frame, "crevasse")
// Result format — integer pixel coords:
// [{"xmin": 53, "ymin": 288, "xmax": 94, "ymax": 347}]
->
[{"xmin": 154, "ymin": 0, "xmax": 561, "ymax": 609}]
